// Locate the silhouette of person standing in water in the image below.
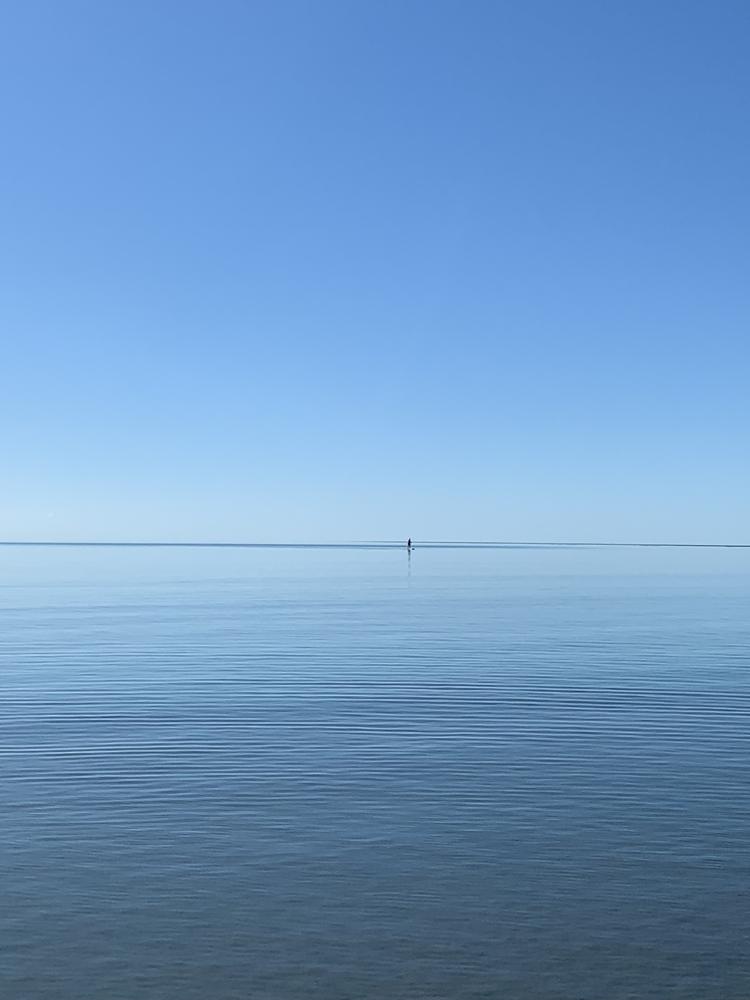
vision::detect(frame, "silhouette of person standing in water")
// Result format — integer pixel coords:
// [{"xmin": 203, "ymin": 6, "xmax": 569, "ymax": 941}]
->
[{"xmin": 407, "ymin": 537, "xmax": 412, "ymax": 550}]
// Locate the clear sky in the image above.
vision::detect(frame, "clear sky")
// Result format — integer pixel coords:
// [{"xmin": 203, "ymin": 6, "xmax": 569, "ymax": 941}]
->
[{"xmin": 2, "ymin": 1, "xmax": 748, "ymax": 543}]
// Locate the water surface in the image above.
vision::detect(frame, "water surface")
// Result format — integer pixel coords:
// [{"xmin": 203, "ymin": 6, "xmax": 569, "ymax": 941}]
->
[{"xmin": 2, "ymin": 545, "xmax": 749, "ymax": 999}]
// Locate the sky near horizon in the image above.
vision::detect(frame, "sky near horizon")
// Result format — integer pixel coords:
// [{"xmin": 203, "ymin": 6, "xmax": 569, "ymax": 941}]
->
[{"xmin": 2, "ymin": 1, "xmax": 748, "ymax": 543}]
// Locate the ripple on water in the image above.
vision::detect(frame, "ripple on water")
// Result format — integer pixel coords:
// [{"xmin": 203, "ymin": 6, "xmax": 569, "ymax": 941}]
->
[{"xmin": 2, "ymin": 549, "xmax": 750, "ymax": 999}]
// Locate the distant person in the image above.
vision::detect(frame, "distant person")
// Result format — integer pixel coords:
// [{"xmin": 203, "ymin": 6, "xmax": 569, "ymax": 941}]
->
[{"xmin": 407, "ymin": 537, "xmax": 412, "ymax": 550}]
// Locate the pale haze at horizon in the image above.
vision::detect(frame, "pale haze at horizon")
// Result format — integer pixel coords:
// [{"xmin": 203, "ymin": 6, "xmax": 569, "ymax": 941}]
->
[{"xmin": 2, "ymin": 1, "xmax": 748, "ymax": 544}]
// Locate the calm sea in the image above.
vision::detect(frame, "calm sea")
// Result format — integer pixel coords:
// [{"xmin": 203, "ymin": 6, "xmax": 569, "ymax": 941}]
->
[{"xmin": 2, "ymin": 544, "xmax": 749, "ymax": 999}]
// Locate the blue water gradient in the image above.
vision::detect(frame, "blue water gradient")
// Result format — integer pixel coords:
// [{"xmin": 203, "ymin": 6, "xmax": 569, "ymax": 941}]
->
[{"xmin": 2, "ymin": 545, "xmax": 749, "ymax": 999}]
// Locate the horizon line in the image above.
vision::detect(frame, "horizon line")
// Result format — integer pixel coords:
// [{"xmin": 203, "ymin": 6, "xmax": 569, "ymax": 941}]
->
[{"xmin": 1, "ymin": 540, "xmax": 749, "ymax": 550}]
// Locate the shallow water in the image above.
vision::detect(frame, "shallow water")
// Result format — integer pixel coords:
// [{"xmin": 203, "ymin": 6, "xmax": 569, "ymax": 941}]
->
[{"xmin": 2, "ymin": 544, "xmax": 749, "ymax": 999}]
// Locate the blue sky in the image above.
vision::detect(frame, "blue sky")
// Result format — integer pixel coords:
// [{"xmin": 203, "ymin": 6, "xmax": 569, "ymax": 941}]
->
[{"xmin": 2, "ymin": 1, "xmax": 748, "ymax": 542}]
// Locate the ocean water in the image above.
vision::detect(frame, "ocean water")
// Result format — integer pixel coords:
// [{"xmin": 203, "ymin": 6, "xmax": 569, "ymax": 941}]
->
[{"xmin": 2, "ymin": 543, "xmax": 749, "ymax": 1000}]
